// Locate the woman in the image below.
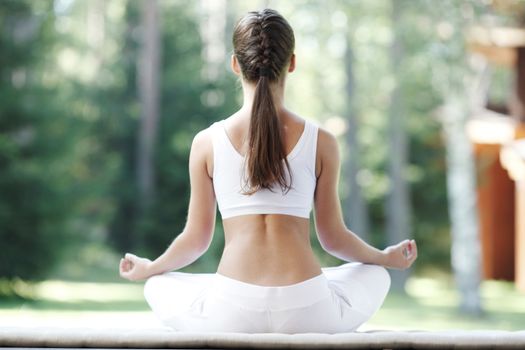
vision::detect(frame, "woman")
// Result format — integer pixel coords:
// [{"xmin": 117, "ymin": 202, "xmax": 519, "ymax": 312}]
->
[{"xmin": 119, "ymin": 8, "xmax": 417, "ymax": 333}]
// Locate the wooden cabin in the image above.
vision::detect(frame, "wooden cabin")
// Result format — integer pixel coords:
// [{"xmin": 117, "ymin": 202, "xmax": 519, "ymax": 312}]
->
[{"xmin": 466, "ymin": 25, "xmax": 525, "ymax": 290}]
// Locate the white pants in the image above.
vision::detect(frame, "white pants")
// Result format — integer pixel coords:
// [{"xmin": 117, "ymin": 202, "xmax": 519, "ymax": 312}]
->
[{"xmin": 144, "ymin": 262, "xmax": 391, "ymax": 334}]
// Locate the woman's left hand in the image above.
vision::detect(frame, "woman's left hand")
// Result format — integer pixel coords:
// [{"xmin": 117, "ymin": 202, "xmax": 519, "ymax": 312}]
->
[
  {"xmin": 119, "ymin": 253, "xmax": 153, "ymax": 281},
  {"xmin": 382, "ymin": 239, "xmax": 418, "ymax": 270}
]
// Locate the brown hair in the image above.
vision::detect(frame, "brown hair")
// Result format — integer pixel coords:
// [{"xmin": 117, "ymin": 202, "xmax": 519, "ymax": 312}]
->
[{"xmin": 232, "ymin": 8, "xmax": 295, "ymax": 195}]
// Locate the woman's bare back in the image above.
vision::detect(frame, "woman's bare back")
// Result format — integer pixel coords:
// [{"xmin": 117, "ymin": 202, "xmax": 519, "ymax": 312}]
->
[
  {"xmin": 213, "ymin": 111, "xmax": 322, "ymax": 286},
  {"xmin": 217, "ymin": 214, "xmax": 322, "ymax": 286}
]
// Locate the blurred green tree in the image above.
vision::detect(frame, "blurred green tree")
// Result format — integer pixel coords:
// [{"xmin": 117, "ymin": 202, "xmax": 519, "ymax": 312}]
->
[
  {"xmin": 0, "ymin": 0, "xmax": 511, "ymax": 286},
  {"xmin": 105, "ymin": 1, "xmax": 237, "ymax": 267},
  {"xmin": 0, "ymin": 0, "xmax": 78, "ymax": 280}
]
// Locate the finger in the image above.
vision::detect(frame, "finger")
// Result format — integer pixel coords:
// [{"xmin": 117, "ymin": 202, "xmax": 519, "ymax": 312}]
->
[
  {"xmin": 407, "ymin": 240, "xmax": 416, "ymax": 254},
  {"xmin": 402, "ymin": 246, "xmax": 409, "ymax": 259},
  {"xmin": 120, "ymin": 270, "xmax": 131, "ymax": 280},
  {"xmin": 120, "ymin": 263, "xmax": 135, "ymax": 279},
  {"xmin": 120, "ymin": 258, "xmax": 131, "ymax": 272},
  {"xmin": 123, "ymin": 259, "xmax": 134, "ymax": 273},
  {"xmin": 408, "ymin": 250, "xmax": 417, "ymax": 265},
  {"xmin": 411, "ymin": 240, "xmax": 418, "ymax": 257},
  {"xmin": 125, "ymin": 254, "xmax": 137, "ymax": 269},
  {"xmin": 400, "ymin": 240, "xmax": 411, "ymax": 260},
  {"xmin": 125, "ymin": 253, "xmax": 137, "ymax": 262},
  {"xmin": 119, "ymin": 264, "xmax": 127, "ymax": 278}
]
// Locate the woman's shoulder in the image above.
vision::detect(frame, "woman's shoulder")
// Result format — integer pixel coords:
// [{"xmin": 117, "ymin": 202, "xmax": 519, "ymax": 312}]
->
[
  {"xmin": 191, "ymin": 120, "xmax": 225, "ymax": 158},
  {"xmin": 192, "ymin": 125, "xmax": 213, "ymax": 145},
  {"xmin": 315, "ymin": 123, "xmax": 339, "ymax": 162},
  {"xmin": 316, "ymin": 125, "xmax": 337, "ymax": 144},
  {"xmin": 286, "ymin": 113, "xmax": 338, "ymax": 151},
  {"xmin": 192, "ymin": 117, "xmax": 228, "ymax": 144}
]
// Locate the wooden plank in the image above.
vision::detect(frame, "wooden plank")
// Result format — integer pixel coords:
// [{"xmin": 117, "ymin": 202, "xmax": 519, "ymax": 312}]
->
[
  {"xmin": 517, "ymin": 180, "xmax": 525, "ymax": 292},
  {"xmin": 466, "ymin": 112, "xmax": 516, "ymax": 144},
  {"xmin": 467, "ymin": 26, "xmax": 525, "ymax": 48},
  {"xmin": 475, "ymin": 143, "xmax": 515, "ymax": 280},
  {"xmin": 501, "ymin": 140, "xmax": 525, "ymax": 291},
  {"xmin": 467, "ymin": 42, "xmax": 516, "ymax": 66}
]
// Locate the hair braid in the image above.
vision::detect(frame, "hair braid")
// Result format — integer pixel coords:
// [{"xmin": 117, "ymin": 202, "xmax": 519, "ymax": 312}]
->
[{"xmin": 232, "ymin": 9, "xmax": 295, "ymax": 195}]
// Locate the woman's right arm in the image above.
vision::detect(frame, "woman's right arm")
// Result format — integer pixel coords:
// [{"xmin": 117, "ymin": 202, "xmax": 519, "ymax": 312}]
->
[
  {"xmin": 119, "ymin": 127, "xmax": 217, "ymax": 281},
  {"xmin": 313, "ymin": 128, "xmax": 417, "ymax": 270}
]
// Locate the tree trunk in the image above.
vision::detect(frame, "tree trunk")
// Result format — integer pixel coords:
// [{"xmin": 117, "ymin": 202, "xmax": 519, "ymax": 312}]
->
[
  {"xmin": 198, "ymin": 0, "xmax": 227, "ymax": 82},
  {"xmin": 442, "ymin": 96, "xmax": 483, "ymax": 315},
  {"xmin": 386, "ymin": 0, "xmax": 412, "ymax": 291},
  {"xmin": 429, "ymin": 0, "xmax": 483, "ymax": 316},
  {"xmin": 137, "ymin": 0, "xmax": 161, "ymax": 211},
  {"xmin": 440, "ymin": 48, "xmax": 487, "ymax": 315},
  {"xmin": 343, "ymin": 36, "xmax": 370, "ymax": 241}
]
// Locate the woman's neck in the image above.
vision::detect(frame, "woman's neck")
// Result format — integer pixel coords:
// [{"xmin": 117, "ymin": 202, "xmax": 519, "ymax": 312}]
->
[{"xmin": 239, "ymin": 78, "xmax": 286, "ymax": 116}]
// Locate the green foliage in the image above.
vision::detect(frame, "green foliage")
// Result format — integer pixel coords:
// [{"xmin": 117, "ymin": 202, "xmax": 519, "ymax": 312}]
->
[
  {"xmin": 104, "ymin": 1, "xmax": 238, "ymax": 258},
  {"xmin": 0, "ymin": 0, "xmax": 510, "ymax": 283},
  {"xmin": 0, "ymin": 0, "xmax": 78, "ymax": 280}
]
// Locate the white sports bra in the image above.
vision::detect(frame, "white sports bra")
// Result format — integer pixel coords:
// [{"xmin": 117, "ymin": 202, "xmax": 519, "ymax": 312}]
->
[{"xmin": 211, "ymin": 118, "xmax": 319, "ymax": 219}]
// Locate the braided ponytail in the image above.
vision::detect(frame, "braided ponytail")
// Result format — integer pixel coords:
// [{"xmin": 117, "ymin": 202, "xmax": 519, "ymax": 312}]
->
[{"xmin": 232, "ymin": 9, "xmax": 295, "ymax": 195}]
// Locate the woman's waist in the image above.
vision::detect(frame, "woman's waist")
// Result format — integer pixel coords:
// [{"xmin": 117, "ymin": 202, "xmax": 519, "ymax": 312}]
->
[{"xmin": 217, "ymin": 242, "xmax": 322, "ymax": 286}]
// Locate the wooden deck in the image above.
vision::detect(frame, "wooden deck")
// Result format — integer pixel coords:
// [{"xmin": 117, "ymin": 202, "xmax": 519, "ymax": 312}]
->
[{"xmin": 1, "ymin": 327, "xmax": 525, "ymax": 349}]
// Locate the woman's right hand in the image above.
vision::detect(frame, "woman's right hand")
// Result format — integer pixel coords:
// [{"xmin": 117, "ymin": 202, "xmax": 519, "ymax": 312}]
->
[
  {"xmin": 119, "ymin": 253, "xmax": 154, "ymax": 281},
  {"xmin": 382, "ymin": 239, "xmax": 418, "ymax": 270}
]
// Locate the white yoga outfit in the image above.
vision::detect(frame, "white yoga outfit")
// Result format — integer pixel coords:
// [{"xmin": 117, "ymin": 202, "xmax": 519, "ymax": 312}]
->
[
  {"xmin": 144, "ymin": 118, "xmax": 391, "ymax": 333},
  {"xmin": 212, "ymin": 118, "xmax": 318, "ymax": 219},
  {"xmin": 145, "ymin": 263, "xmax": 390, "ymax": 333}
]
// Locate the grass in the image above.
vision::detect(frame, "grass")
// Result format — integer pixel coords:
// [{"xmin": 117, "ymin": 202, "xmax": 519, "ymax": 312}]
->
[
  {"xmin": 364, "ymin": 276, "xmax": 525, "ymax": 331},
  {"xmin": 1, "ymin": 242, "xmax": 523, "ymax": 331},
  {"xmin": 0, "ymin": 280, "xmax": 147, "ymax": 311},
  {"xmin": 1, "ymin": 275, "xmax": 524, "ymax": 331}
]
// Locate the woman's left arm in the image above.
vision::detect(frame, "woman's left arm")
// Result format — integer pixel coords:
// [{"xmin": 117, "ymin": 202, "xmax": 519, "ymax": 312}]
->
[{"xmin": 120, "ymin": 128, "xmax": 216, "ymax": 281}]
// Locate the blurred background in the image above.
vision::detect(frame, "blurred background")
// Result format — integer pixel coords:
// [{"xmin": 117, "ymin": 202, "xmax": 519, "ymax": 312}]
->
[{"xmin": 1, "ymin": 0, "xmax": 524, "ymax": 330}]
